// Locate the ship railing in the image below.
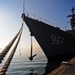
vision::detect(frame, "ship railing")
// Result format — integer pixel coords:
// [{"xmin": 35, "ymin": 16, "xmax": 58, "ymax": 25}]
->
[
  {"xmin": 24, "ymin": 11, "xmax": 66, "ymax": 30},
  {"xmin": 24, "ymin": 11, "xmax": 58, "ymax": 27}
]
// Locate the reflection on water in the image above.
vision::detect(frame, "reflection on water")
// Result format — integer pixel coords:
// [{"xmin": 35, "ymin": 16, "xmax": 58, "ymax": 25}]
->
[
  {"xmin": 1, "ymin": 46, "xmax": 71, "ymax": 74},
  {"xmin": 0, "ymin": 48, "xmax": 70, "ymax": 75},
  {"xmin": 6, "ymin": 53, "xmax": 47, "ymax": 75}
]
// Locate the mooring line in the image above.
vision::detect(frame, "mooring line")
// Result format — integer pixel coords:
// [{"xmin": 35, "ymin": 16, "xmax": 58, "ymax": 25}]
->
[
  {"xmin": 0, "ymin": 26, "xmax": 23, "ymax": 75},
  {"xmin": 0, "ymin": 25, "xmax": 23, "ymax": 63}
]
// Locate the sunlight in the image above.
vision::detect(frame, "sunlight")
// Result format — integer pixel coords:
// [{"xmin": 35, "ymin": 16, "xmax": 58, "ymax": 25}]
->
[
  {"xmin": 0, "ymin": 9, "xmax": 45, "ymax": 57},
  {"xmin": 0, "ymin": 10, "xmax": 9, "ymax": 48},
  {"xmin": 0, "ymin": 9, "xmax": 18, "ymax": 48}
]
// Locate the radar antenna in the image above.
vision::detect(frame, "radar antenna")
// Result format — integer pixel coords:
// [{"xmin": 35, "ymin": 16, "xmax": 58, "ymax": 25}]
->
[
  {"xmin": 71, "ymin": 7, "xmax": 75, "ymax": 14},
  {"xmin": 67, "ymin": 7, "xmax": 75, "ymax": 30}
]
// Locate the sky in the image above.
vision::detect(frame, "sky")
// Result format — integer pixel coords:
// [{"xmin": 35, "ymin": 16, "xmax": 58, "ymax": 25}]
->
[{"xmin": 0, "ymin": 0, "xmax": 75, "ymax": 56}]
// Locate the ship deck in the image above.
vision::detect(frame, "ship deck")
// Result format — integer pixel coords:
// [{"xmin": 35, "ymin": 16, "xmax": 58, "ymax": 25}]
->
[{"xmin": 48, "ymin": 57, "xmax": 75, "ymax": 75}]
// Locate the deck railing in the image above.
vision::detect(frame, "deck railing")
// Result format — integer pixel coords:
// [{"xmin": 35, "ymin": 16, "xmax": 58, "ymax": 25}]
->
[
  {"xmin": 24, "ymin": 11, "xmax": 59, "ymax": 28},
  {"xmin": 24, "ymin": 11, "xmax": 67, "ymax": 30}
]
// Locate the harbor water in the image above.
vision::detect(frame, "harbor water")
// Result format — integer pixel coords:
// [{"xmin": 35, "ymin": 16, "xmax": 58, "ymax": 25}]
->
[{"xmin": 0, "ymin": 49, "xmax": 47, "ymax": 75}]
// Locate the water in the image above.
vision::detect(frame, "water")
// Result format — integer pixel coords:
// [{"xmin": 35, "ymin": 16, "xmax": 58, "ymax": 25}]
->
[{"xmin": 5, "ymin": 51, "xmax": 47, "ymax": 75}]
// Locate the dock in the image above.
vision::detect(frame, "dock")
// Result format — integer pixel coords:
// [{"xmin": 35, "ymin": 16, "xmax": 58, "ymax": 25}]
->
[{"xmin": 48, "ymin": 57, "xmax": 75, "ymax": 75}]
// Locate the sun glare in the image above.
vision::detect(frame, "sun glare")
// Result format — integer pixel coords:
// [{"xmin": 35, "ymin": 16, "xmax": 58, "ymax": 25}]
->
[
  {"xmin": 0, "ymin": 9, "xmax": 43, "ymax": 56},
  {"xmin": 0, "ymin": 10, "xmax": 17, "ymax": 48}
]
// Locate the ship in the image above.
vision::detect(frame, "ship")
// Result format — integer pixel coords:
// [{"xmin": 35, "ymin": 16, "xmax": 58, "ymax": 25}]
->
[{"xmin": 22, "ymin": 7, "xmax": 75, "ymax": 74}]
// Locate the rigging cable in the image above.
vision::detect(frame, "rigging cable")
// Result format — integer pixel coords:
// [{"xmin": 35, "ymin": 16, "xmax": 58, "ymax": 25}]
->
[
  {"xmin": 19, "ymin": 39, "xmax": 21, "ymax": 56},
  {"xmin": 19, "ymin": 0, "xmax": 25, "ymax": 57},
  {"xmin": 19, "ymin": 23, "xmax": 23, "ymax": 56},
  {"xmin": 23, "ymin": 0, "xmax": 25, "ymax": 13}
]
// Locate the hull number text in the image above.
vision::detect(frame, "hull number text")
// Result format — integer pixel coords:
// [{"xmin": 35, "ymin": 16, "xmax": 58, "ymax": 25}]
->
[{"xmin": 51, "ymin": 34, "xmax": 64, "ymax": 45}]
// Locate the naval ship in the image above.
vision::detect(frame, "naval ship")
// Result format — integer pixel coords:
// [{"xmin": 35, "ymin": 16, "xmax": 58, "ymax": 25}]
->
[{"xmin": 22, "ymin": 7, "xmax": 75, "ymax": 74}]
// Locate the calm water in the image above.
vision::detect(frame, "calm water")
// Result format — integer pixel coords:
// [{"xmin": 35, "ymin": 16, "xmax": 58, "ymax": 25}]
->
[{"xmin": 4, "ymin": 50, "xmax": 48, "ymax": 75}]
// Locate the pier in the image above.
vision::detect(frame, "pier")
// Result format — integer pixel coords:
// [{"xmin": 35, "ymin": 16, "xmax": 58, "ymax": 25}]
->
[{"xmin": 48, "ymin": 57, "xmax": 75, "ymax": 75}]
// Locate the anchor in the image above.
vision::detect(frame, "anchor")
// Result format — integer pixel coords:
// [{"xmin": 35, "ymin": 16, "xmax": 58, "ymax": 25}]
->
[{"xmin": 28, "ymin": 31, "xmax": 37, "ymax": 61}]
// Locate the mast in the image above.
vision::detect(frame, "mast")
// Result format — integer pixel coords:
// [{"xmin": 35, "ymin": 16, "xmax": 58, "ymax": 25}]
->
[{"xmin": 67, "ymin": 7, "xmax": 75, "ymax": 30}]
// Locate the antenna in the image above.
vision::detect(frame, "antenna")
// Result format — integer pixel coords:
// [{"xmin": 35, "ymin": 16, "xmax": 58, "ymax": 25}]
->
[
  {"xmin": 71, "ymin": 7, "xmax": 75, "ymax": 14},
  {"xmin": 67, "ymin": 7, "xmax": 75, "ymax": 30}
]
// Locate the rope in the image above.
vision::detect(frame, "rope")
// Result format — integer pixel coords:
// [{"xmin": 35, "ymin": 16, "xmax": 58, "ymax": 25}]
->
[
  {"xmin": 0, "ymin": 25, "xmax": 22, "ymax": 64},
  {"xmin": 0, "ymin": 28, "xmax": 23, "ymax": 75}
]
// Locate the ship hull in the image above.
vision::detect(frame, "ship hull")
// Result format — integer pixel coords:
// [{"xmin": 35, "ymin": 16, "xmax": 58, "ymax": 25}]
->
[{"xmin": 22, "ymin": 14, "xmax": 75, "ymax": 73}]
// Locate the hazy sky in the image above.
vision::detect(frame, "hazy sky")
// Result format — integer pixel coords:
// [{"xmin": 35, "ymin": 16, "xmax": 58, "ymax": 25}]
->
[{"xmin": 0, "ymin": 0, "xmax": 75, "ymax": 55}]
